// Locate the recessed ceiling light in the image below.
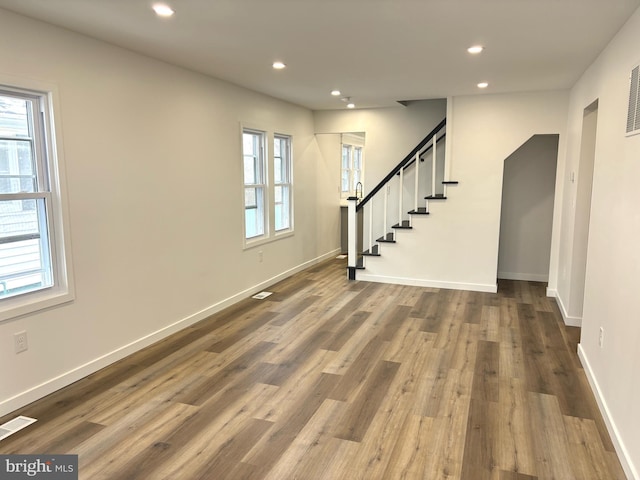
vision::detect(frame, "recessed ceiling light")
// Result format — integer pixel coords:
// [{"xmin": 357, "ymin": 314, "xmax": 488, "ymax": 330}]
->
[
  {"xmin": 331, "ymin": 90, "xmax": 341, "ymax": 96},
  {"xmin": 152, "ymin": 3, "xmax": 174, "ymax": 17},
  {"xmin": 347, "ymin": 103, "xmax": 355, "ymax": 109},
  {"xmin": 272, "ymin": 61, "xmax": 286, "ymax": 70},
  {"xmin": 477, "ymin": 82, "xmax": 489, "ymax": 89},
  {"xmin": 467, "ymin": 45, "xmax": 484, "ymax": 54}
]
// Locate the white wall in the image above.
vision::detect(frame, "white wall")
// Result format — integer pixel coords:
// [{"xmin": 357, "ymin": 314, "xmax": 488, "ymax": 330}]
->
[
  {"xmin": 314, "ymin": 99, "xmax": 447, "ymax": 190},
  {"xmin": 447, "ymin": 91, "xmax": 569, "ymax": 290},
  {"xmin": 498, "ymin": 134, "xmax": 559, "ymax": 282},
  {"xmin": 0, "ymin": 9, "xmax": 339, "ymax": 415},
  {"xmin": 557, "ymin": 7, "xmax": 640, "ymax": 478}
]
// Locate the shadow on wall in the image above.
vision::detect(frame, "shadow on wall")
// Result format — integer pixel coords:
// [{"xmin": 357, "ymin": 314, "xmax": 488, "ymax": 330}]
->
[{"xmin": 498, "ymin": 134, "xmax": 559, "ymax": 283}]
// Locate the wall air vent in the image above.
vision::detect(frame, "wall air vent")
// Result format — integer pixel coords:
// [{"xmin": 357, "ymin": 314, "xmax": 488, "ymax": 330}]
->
[{"xmin": 626, "ymin": 64, "xmax": 640, "ymax": 136}]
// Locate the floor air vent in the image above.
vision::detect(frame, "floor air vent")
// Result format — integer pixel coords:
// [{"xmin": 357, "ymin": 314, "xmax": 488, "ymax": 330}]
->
[
  {"xmin": 0, "ymin": 416, "xmax": 37, "ymax": 442},
  {"xmin": 252, "ymin": 291, "xmax": 273, "ymax": 300}
]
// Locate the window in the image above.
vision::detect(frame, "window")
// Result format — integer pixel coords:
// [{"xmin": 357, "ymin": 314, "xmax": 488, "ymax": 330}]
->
[
  {"xmin": 0, "ymin": 85, "xmax": 71, "ymax": 318},
  {"xmin": 242, "ymin": 129, "xmax": 267, "ymax": 239},
  {"xmin": 241, "ymin": 126, "xmax": 294, "ymax": 246},
  {"xmin": 341, "ymin": 141, "xmax": 364, "ymax": 198},
  {"xmin": 274, "ymin": 135, "xmax": 292, "ymax": 232}
]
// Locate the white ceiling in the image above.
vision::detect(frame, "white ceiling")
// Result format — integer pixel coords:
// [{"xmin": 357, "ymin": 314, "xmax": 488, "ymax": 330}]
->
[{"xmin": 0, "ymin": 0, "xmax": 638, "ymax": 110}]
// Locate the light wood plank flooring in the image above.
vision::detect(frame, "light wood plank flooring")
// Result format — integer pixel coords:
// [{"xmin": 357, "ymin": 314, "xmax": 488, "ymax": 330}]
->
[{"xmin": 0, "ymin": 258, "xmax": 626, "ymax": 479}]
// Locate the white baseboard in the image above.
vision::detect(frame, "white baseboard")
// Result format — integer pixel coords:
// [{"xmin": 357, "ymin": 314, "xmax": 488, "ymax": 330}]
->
[
  {"xmin": 578, "ymin": 344, "xmax": 639, "ymax": 480},
  {"xmin": 546, "ymin": 289, "xmax": 582, "ymax": 327},
  {"xmin": 356, "ymin": 272, "xmax": 497, "ymax": 293},
  {"xmin": 0, "ymin": 248, "xmax": 341, "ymax": 417},
  {"xmin": 497, "ymin": 271, "xmax": 549, "ymax": 282}
]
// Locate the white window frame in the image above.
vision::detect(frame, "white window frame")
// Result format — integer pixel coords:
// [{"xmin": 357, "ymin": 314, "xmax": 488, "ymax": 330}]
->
[
  {"xmin": 0, "ymin": 80, "xmax": 74, "ymax": 322},
  {"xmin": 242, "ymin": 128, "xmax": 268, "ymax": 243},
  {"xmin": 240, "ymin": 124, "xmax": 295, "ymax": 249},
  {"xmin": 273, "ymin": 134, "xmax": 293, "ymax": 234}
]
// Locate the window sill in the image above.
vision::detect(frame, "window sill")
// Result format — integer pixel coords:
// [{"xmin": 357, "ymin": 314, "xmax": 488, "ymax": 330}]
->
[
  {"xmin": 0, "ymin": 287, "xmax": 74, "ymax": 323},
  {"xmin": 243, "ymin": 230, "xmax": 294, "ymax": 250}
]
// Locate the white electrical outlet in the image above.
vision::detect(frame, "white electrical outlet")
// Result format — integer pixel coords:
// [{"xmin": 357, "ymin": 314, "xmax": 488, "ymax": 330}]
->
[
  {"xmin": 258, "ymin": 250, "xmax": 263, "ymax": 263},
  {"xmin": 598, "ymin": 327, "xmax": 604, "ymax": 348},
  {"xmin": 14, "ymin": 331, "xmax": 28, "ymax": 354}
]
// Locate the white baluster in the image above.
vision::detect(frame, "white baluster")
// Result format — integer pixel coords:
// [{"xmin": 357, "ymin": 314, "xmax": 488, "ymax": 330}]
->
[
  {"xmin": 414, "ymin": 152, "xmax": 419, "ymax": 212},
  {"xmin": 431, "ymin": 134, "xmax": 437, "ymax": 197},
  {"xmin": 369, "ymin": 198, "xmax": 373, "ymax": 252},
  {"xmin": 383, "ymin": 184, "xmax": 388, "ymax": 237},
  {"xmin": 398, "ymin": 168, "xmax": 404, "ymax": 226},
  {"xmin": 347, "ymin": 196, "xmax": 358, "ymax": 279}
]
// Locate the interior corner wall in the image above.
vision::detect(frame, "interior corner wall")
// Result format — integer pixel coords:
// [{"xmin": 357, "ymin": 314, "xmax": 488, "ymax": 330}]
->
[
  {"xmin": 446, "ymin": 91, "xmax": 569, "ymax": 289},
  {"xmin": 557, "ymin": 6, "xmax": 640, "ymax": 479},
  {"xmin": 0, "ymin": 9, "xmax": 338, "ymax": 416}
]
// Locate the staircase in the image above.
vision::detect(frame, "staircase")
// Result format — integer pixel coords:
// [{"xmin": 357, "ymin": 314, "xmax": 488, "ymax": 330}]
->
[{"xmin": 347, "ymin": 118, "xmax": 458, "ymax": 282}]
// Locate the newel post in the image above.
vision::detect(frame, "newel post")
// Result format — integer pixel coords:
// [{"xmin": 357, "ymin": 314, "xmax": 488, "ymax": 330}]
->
[{"xmin": 347, "ymin": 196, "xmax": 358, "ymax": 280}]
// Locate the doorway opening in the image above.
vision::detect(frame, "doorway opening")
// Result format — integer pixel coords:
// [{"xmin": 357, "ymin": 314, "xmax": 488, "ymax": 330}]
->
[
  {"xmin": 498, "ymin": 134, "xmax": 560, "ymax": 284},
  {"xmin": 569, "ymin": 100, "xmax": 598, "ymax": 319}
]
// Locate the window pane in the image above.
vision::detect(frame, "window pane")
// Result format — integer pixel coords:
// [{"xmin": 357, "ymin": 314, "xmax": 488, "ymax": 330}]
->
[
  {"xmin": 0, "ymin": 199, "xmax": 38, "ymax": 237},
  {"xmin": 0, "ymin": 96, "xmax": 31, "ymax": 138},
  {"xmin": 274, "ymin": 136, "xmax": 289, "ymax": 184},
  {"xmin": 245, "ymin": 209, "xmax": 257, "ymax": 239},
  {"xmin": 352, "ymin": 170, "xmax": 361, "ymax": 191},
  {"xmin": 242, "ymin": 133, "xmax": 255, "ymax": 156},
  {"xmin": 341, "ymin": 170, "xmax": 350, "ymax": 193},
  {"xmin": 0, "ymin": 198, "xmax": 52, "ymax": 299},
  {"xmin": 275, "ymin": 185, "xmax": 290, "ymax": 231},
  {"xmin": 242, "ymin": 130, "xmax": 266, "ymax": 239},
  {"xmin": 342, "ymin": 146, "xmax": 350, "ymax": 169},
  {"xmin": 243, "ymin": 155, "xmax": 256, "ymax": 185},
  {"xmin": 245, "ymin": 186, "xmax": 264, "ymax": 238},
  {"xmin": 0, "ymin": 140, "xmax": 36, "ymax": 193},
  {"xmin": 353, "ymin": 147, "xmax": 362, "ymax": 170},
  {"xmin": 274, "ymin": 156, "xmax": 282, "ymax": 183},
  {"xmin": 274, "ymin": 138, "xmax": 281, "ymax": 157},
  {"xmin": 244, "ymin": 187, "xmax": 256, "ymax": 208}
]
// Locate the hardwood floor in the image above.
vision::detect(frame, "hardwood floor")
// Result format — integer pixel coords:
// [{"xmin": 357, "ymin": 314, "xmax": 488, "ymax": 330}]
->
[{"xmin": 0, "ymin": 258, "xmax": 627, "ymax": 479}]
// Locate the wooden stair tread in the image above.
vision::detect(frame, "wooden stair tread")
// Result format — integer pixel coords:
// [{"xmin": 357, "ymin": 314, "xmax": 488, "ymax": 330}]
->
[
  {"xmin": 408, "ymin": 208, "xmax": 429, "ymax": 215},
  {"xmin": 392, "ymin": 221, "xmax": 412, "ymax": 229},
  {"xmin": 377, "ymin": 233, "xmax": 395, "ymax": 243},
  {"xmin": 362, "ymin": 245, "xmax": 380, "ymax": 256}
]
